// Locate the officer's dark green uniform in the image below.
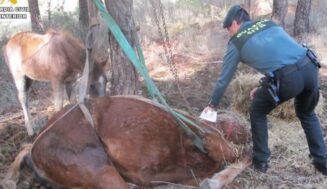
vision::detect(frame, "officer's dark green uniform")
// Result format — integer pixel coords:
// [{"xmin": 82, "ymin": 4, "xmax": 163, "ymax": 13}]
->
[{"xmin": 209, "ymin": 5, "xmax": 327, "ymax": 173}]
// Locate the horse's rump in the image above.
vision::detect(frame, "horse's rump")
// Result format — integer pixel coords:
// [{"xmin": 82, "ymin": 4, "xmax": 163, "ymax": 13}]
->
[
  {"xmin": 31, "ymin": 102, "xmax": 119, "ymax": 188},
  {"xmin": 5, "ymin": 30, "xmax": 85, "ymax": 81}
]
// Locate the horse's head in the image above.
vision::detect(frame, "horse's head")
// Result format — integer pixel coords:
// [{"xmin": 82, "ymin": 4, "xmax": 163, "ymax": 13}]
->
[{"xmin": 90, "ymin": 62, "xmax": 107, "ymax": 97}]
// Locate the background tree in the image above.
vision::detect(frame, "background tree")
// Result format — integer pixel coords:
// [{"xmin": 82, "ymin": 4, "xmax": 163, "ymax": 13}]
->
[
  {"xmin": 271, "ymin": 0, "xmax": 288, "ymax": 28},
  {"xmin": 28, "ymin": 0, "xmax": 44, "ymax": 33},
  {"xmin": 79, "ymin": 0, "xmax": 89, "ymax": 40},
  {"xmin": 104, "ymin": 0, "xmax": 138, "ymax": 95},
  {"xmin": 294, "ymin": 0, "xmax": 311, "ymax": 37},
  {"xmin": 243, "ymin": 0, "xmax": 253, "ymax": 18},
  {"xmin": 47, "ymin": 0, "xmax": 51, "ymax": 27}
]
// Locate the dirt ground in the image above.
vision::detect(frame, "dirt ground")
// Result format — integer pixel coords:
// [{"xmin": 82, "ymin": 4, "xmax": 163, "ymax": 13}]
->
[{"xmin": 1, "ymin": 19, "xmax": 327, "ymax": 189}]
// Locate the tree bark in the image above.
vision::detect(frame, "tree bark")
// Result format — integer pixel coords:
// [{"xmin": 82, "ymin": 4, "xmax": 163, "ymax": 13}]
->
[
  {"xmin": 79, "ymin": 0, "xmax": 89, "ymax": 40},
  {"xmin": 28, "ymin": 0, "xmax": 44, "ymax": 33},
  {"xmin": 244, "ymin": 0, "xmax": 252, "ymax": 17},
  {"xmin": 294, "ymin": 0, "xmax": 311, "ymax": 36},
  {"xmin": 104, "ymin": 0, "xmax": 138, "ymax": 95},
  {"xmin": 271, "ymin": 0, "xmax": 288, "ymax": 27},
  {"xmin": 47, "ymin": 0, "xmax": 51, "ymax": 27}
]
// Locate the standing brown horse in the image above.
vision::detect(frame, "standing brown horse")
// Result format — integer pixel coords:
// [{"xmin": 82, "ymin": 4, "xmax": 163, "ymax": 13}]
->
[
  {"xmin": 2, "ymin": 96, "xmax": 251, "ymax": 189},
  {"xmin": 3, "ymin": 30, "xmax": 107, "ymax": 136}
]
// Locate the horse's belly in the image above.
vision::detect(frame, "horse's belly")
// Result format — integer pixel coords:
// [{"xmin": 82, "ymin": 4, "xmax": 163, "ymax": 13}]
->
[
  {"xmin": 22, "ymin": 60, "xmax": 73, "ymax": 81},
  {"xmin": 24, "ymin": 70, "xmax": 51, "ymax": 81},
  {"xmin": 94, "ymin": 96, "xmax": 220, "ymax": 184}
]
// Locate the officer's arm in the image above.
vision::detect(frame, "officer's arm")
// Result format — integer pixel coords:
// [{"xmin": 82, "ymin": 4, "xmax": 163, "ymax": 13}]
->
[{"xmin": 209, "ymin": 43, "xmax": 240, "ymax": 107}]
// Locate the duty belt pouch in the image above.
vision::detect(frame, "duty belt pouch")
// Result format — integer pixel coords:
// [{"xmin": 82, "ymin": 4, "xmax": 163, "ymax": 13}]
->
[
  {"xmin": 303, "ymin": 44, "xmax": 321, "ymax": 68},
  {"xmin": 259, "ymin": 73, "xmax": 280, "ymax": 106},
  {"xmin": 307, "ymin": 48, "xmax": 321, "ymax": 68}
]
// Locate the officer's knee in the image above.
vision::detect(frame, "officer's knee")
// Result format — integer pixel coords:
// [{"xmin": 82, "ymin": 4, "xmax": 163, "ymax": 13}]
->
[{"xmin": 296, "ymin": 111, "xmax": 316, "ymax": 120}]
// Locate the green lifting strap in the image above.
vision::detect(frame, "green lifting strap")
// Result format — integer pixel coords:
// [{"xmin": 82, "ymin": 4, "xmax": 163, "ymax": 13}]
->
[
  {"xmin": 92, "ymin": 0, "xmax": 207, "ymax": 153},
  {"xmin": 136, "ymin": 44, "xmax": 155, "ymax": 98}
]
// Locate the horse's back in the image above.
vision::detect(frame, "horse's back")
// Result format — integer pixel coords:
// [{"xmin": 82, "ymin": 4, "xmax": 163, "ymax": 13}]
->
[
  {"xmin": 6, "ymin": 32, "xmax": 52, "ymax": 61},
  {"xmin": 5, "ymin": 30, "xmax": 85, "ymax": 81}
]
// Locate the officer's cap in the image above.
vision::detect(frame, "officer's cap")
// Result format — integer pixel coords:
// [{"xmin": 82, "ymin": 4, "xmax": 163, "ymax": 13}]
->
[{"xmin": 223, "ymin": 5, "xmax": 242, "ymax": 28}]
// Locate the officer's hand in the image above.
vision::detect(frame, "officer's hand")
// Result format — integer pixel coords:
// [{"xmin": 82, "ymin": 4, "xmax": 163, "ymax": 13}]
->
[
  {"xmin": 250, "ymin": 87, "xmax": 258, "ymax": 100},
  {"xmin": 203, "ymin": 106, "xmax": 214, "ymax": 113}
]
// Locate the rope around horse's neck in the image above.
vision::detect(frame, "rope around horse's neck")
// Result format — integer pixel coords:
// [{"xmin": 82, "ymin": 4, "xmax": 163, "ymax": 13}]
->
[
  {"xmin": 32, "ymin": 102, "xmax": 81, "ymax": 145},
  {"xmin": 21, "ymin": 33, "xmax": 55, "ymax": 63}
]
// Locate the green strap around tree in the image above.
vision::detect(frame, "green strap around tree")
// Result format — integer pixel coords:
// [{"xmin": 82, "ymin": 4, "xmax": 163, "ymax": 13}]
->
[{"xmin": 92, "ymin": 0, "xmax": 207, "ymax": 153}]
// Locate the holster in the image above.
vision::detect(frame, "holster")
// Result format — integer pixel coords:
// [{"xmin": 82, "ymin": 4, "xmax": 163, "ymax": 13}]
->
[
  {"xmin": 306, "ymin": 48, "xmax": 321, "ymax": 69},
  {"xmin": 259, "ymin": 72, "xmax": 280, "ymax": 106}
]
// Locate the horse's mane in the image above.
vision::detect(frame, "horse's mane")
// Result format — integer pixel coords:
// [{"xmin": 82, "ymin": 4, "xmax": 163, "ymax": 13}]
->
[{"xmin": 45, "ymin": 29, "xmax": 86, "ymax": 73}]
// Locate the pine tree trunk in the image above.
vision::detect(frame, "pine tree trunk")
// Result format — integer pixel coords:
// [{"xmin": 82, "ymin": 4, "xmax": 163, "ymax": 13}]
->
[
  {"xmin": 271, "ymin": 0, "xmax": 288, "ymax": 27},
  {"xmin": 104, "ymin": 0, "xmax": 138, "ymax": 95},
  {"xmin": 294, "ymin": 0, "xmax": 311, "ymax": 36},
  {"xmin": 79, "ymin": 0, "xmax": 89, "ymax": 40},
  {"xmin": 244, "ymin": 0, "xmax": 252, "ymax": 17},
  {"xmin": 28, "ymin": 0, "xmax": 44, "ymax": 33}
]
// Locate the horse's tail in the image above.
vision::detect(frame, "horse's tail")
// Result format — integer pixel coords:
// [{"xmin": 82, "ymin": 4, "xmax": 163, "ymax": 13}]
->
[
  {"xmin": 1, "ymin": 144, "xmax": 63, "ymax": 189},
  {"xmin": 1, "ymin": 144, "xmax": 32, "ymax": 189},
  {"xmin": 2, "ymin": 43, "xmax": 9, "ymax": 66}
]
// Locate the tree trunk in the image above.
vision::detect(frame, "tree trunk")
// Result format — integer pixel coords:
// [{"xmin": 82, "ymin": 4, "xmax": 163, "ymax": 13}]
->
[
  {"xmin": 47, "ymin": 0, "xmax": 51, "ymax": 27},
  {"xmin": 28, "ymin": 0, "xmax": 44, "ymax": 33},
  {"xmin": 244, "ymin": 0, "xmax": 252, "ymax": 17},
  {"xmin": 271, "ymin": 0, "xmax": 288, "ymax": 27},
  {"xmin": 294, "ymin": 0, "xmax": 311, "ymax": 36},
  {"xmin": 104, "ymin": 0, "xmax": 138, "ymax": 95},
  {"xmin": 79, "ymin": 0, "xmax": 89, "ymax": 40}
]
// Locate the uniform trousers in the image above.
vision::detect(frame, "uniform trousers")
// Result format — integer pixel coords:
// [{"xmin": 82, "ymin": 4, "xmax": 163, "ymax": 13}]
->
[{"xmin": 250, "ymin": 60, "xmax": 326, "ymax": 165}]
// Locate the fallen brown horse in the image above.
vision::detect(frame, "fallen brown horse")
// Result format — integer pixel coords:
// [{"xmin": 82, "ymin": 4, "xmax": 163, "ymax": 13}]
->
[
  {"xmin": 2, "ymin": 96, "xmax": 251, "ymax": 189},
  {"xmin": 4, "ymin": 30, "xmax": 107, "ymax": 136}
]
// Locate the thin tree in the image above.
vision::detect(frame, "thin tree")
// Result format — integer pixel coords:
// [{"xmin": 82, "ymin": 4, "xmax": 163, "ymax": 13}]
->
[
  {"xmin": 271, "ymin": 0, "xmax": 288, "ymax": 28},
  {"xmin": 47, "ymin": 0, "xmax": 52, "ymax": 27},
  {"xmin": 294, "ymin": 0, "xmax": 311, "ymax": 36},
  {"xmin": 28, "ymin": 0, "xmax": 44, "ymax": 33},
  {"xmin": 244, "ymin": 0, "xmax": 252, "ymax": 18},
  {"xmin": 104, "ymin": 0, "xmax": 138, "ymax": 95},
  {"xmin": 79, "ymin": 0, "xmax": 89, "ymax": 40}
]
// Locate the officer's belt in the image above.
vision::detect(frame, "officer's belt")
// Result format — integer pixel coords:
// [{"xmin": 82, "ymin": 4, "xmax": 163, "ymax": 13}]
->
[{"xmin": 273, "ymin": 55, "xmax": 311, "ymax": 78}]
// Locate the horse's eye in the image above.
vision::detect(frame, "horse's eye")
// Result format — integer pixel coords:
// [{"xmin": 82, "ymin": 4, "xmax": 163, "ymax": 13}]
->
[{"xmin": 90, "ymin": 84, "xmax": 96, "ymax": 90}]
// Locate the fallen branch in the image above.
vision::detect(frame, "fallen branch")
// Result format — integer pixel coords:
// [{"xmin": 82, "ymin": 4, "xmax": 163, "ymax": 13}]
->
[
  {"xmin": 150, "ymin": 181, "xmax": 198, "ymax": 188},
  {"xmin": 0, "ymin": 109, "xmax": 47, "ymax": 124},
  {"xmin": 0, "ymin": 112, "xmax": 24, "ymax": 123}
]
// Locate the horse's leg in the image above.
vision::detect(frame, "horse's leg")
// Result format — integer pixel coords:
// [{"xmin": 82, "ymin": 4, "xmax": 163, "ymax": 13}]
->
[
  {"xmin": 199, "ymin": 155, "xmax": 251, "ymax": 189},
  {"xmin": 13, "ymin": 74, "xmax": 34, "ymax": 136},
  {"xmin": 51, "ymin": 79, "xmax": 65, "ymax": 111},
  {"xmin": 65, "ymin": 81, "xmax": 74, "ymax": 102}
]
